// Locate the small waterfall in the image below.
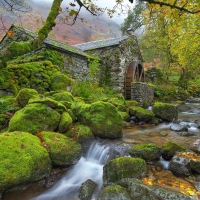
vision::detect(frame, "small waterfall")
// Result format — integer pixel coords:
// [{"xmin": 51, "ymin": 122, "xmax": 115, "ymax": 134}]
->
[{"xmin": 31, "ymin": 141, "xmax": 110, "ymax": 200}]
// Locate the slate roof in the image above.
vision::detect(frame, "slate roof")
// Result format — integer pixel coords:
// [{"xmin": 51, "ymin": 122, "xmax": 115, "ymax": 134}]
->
[
  {"xmin": 1, "ymin": 24, "xmax": 93, "ymax": 58},
  {"xmin": 74, "ymin": 36, "xmax": 128, "ymax": 51}
]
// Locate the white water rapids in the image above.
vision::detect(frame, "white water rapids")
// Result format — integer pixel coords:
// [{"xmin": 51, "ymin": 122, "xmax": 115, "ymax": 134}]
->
[{"xmin": 31, "ymin": 141, "xmax": 110, "ymax": 200}]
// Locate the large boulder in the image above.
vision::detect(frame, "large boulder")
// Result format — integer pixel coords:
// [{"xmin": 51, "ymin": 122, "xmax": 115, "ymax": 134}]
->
[
  {"xmin": 169, "ymin": 153, "xmax": 192, "ymax": 176},
  {"xmin": 0, "ymin": 132, "xmax": 51, "ymax": 193},
  {"xmin": 152, "ymin": 102, "xmax": 178, "ymax": 122},
  {"xmin": 98, "ymin": 185, "xmax": 132, "ymax": 200},
  {"xmin": 16, "ymin": 88, "xmax": 39, "ymax": 107},
  {"xmin": 103, "ymin": 157, "xmax": 147, "ymax": 185},
  {"xmin": 129, "ymin": 106, "xmax": 155, "ymax": 122},
  {"xmin": 128, "ymin": 143, "xmax": 161, "ymax": 161},
  {"xmin": 8, "ymin": 103, "xmax": 61, "ymax": 134},
  {"xmin": 74, "ymin": 101, "xmax": 123, "ymax": 139},
  {"xmin": 41, "ymin": 131, "xmax": 82, "ymax": 166}
]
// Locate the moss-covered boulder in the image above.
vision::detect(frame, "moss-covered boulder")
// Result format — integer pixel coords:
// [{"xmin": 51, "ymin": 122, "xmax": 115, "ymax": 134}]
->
[
  {"xmin": 126, "ymin": 100, "xmax": 139, "ymax": 107},
  {"xmin": 0, "ymin": 131, "xmax": 51, "ymax": 193},
  {"xmin": 98, "ymin": 185, "xmax": 132, "ymax": 200},
  {"xmin": 162, "ymin": 141, "xmax": 186, "ymax": 160},
  {"xmin": 75, "ymin": 124, "xmax": 94, "ymax": 144},
  {"xmin": 75, "ymin": 101, "xmax": 123, "ymax": 139},
  {"xmin": 152, "ymin": 102, "xmax": 178, "ymax": 122},
  {"xmin": 51, "ymin": 72, "xmax": 71, "ymax": 91},
  {"xmin": 8, "ymin": 103, "xmax": 61, "ymax": 134},
  {"xmin": 129, "ymin": 106, "xmax": 155, "ymax": 122},
  {"xmin": 41, "ymin": 131, "xmax": 82, "ymax": 166},
  {"xmin": 51, "ymin": 91, "xmax": 74, "ymax": 109},
  {"xmin": 29, "ymin": 97, "xmax": 67, "ymax": 114},
  {"xmin": 128, "ymin": 143, "xmax": 161, "ymax": 161},
  {"xmin": 16, "ymin": 88, "xmax": 39, "ymax": 107},
  {"xmin": 119, "ymin": 112, "xmax": 130, "ymax": 122},
  {"xmin": 58, "ymin": 112, "xmax": 72, "ymax": 133},
  {"xmin": 103, "ymin": 157, "xmax": 147, "ymax": 185}
]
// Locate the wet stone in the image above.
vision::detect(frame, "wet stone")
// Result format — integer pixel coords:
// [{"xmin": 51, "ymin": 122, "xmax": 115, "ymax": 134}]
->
[{"xmin": 79, "ymin": 179, "xmax": 97, "ymax": 200}]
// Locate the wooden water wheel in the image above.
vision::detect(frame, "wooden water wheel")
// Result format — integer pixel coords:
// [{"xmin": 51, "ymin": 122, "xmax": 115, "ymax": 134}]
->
[{"xmin": 124, "ymin": 61, "xmax": 144, "ymax": 99}]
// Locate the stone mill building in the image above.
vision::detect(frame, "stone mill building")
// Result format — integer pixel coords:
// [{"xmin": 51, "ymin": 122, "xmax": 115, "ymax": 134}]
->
[{"xmin": 0, "ymin": 24, "xmax": 154, "ymax": 104}]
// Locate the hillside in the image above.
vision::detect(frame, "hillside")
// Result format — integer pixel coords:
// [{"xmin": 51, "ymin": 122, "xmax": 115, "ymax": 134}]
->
[{"xmin": 0, "ymin": 0, "xmax": 122, "ymax": 45}]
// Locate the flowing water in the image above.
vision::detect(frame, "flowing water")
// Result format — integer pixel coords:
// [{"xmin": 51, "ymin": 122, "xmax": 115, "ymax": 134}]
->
[
  {"xmin": 2, "ymin": 102, "xmax": 200, "ymax": 200},
  {"xmin": 31, "ymin": 141, "xmax": 110, "ymax": 200}
]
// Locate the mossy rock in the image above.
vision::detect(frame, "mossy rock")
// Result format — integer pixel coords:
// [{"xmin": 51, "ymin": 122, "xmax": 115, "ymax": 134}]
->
[
  {"xmin": 153, "ymin": 102, "xmax": 178, "ymax": 122},
  {"xmin": 126, "ymin": 100, "xmax": 139, "ymax": 107},
  {"xmin": 129, "ymin": 106, "xmax": 155, "ymax": 122},
  {"xmin": 119, "ymin": 112, "xmax": 130, "ymax": 121},
  {"xmin": 41, "ymin": 131, "xmax": 82, "ymax": 166},
  {"xmin": 128, "ymin": 143, "xmax": 161, "ymax": 161},
  {"xmin": 76, "ymin": 101, "xmax": 123, "ymax": 139},
  {"xmin": 98, "ymin": 185, "xmax": 132, "ymax": 200},
  {"xmin": 58, "ymin": 112, "xmax": 73, "ymax": 133},
  {"xmin": 117, "ymin": 104, "xmax": 127, "ymax": 112},
  {"xmin": 75, "ymin": 124, "xmax": 94, "ymax": 144},
  {"xmin": 29, "ymin": 97, "xmax": 67, "ymax": 114},
  {"xmin": 162, "ymin": 141, "xmax": 185, "ymax": 160},
  {"xmin": 50, "ymin": 72, "xmax": 71, "ymax": 91},
  {"xmin": 16, "ymin": 88, "xmax": 39, "ymax": 107},
  {"xmin": 51, "ymin": 91, "xmax": 74, "ymax": 103},
  {"xmin": 8, "ymin": 103, "xmax": 61, "ymax": 134},
  {"xmin": 103, "ymin": 157, "xmax": 147, "ymax": 185},
  {"xmin": 0, "ymin": 131, "xmax": 51, "ymax": 193},
  {"xmin": 51, "ymin": 91, "xmax": 74, "ymax": 109}
]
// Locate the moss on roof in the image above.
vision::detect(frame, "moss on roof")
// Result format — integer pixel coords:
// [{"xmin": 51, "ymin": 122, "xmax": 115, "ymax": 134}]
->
[{"xmin": 8, "ymin": 24, "xmax": 99, "ymax": 59}]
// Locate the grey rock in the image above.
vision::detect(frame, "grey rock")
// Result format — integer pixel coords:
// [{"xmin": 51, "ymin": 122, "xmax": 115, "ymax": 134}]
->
[
  {"xmin": 79, "ymin": 179, "xmax": 97, "ymax": 200},
  {"xmin": 170, "ymin": 123, "xmax": 188, "ymax": 132},
  {"xmin": 169, "ymin": 154, "xmax": 192, "ymax": 176}
]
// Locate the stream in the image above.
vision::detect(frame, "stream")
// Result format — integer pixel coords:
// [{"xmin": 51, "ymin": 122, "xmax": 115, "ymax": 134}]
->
[{"xmin": 2, "ymin": 102, "xmax": 200, "ymax": 200}]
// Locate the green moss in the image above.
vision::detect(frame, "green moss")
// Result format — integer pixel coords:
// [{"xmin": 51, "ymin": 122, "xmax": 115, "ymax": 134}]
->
[
  {"xmin": 162, "ymin": 141, "xmax": 185, "ymax": 160},
  {"xmin": 103, "ymin": 157, "xmax": 147, "ymax": 185},
  {"xmin": 0, "ymin": 131, "xmax": 51, "ymax": 193},
  {"xmin": 16, "ymin": 88, "xmax": 39, "ymax": 107},
  {"xmin": 76, "ymin": 101, "xmax": 122, "ymax": 138},
  {"xmin": 0, "ymin": 97, "xmax": 20, "ymax": 114},
  {"xmin": 126, "ymin": 100, "xmax": 139, "ymax": 107},
  {"xmin": 128, "ymin": 143, "xmax": 161, "ymax": 161},
  {"xmin": 50, "ymin": 72, "xmax": 71, "ymax": 91},
  {"xmin": 75, "ymin": 124, "xmax": 94, "ymax": 144},
  {"xmin": 99, "ymin": 185, "xmax": 131, "ymax": 200},
  {"xmin": 58, "ymin": 112, "xmax": 72, "ymax": 133},
  {"xmin": 41, "ymin": 131, "xmax": 82, "ymax": 166},
  {"xmin": 129, "ymin": 106, "xmax": 155, "ymax": 122},
  {"xmin": 153, "ymin": 102, "xmax": 178, "ymax": 122},
  {"xmin": 29, "ymin": 97, "xmax": 67, "ymax": 114},
  {"xmin": 8, "ymin": 103, "xmax": 61, "ymax": 134}
]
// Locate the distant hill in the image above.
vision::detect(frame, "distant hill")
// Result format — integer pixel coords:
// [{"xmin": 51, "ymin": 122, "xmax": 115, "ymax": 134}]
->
[{"xmin": 0, "ymin": 0, "xmax": 122, "ymax": 45}]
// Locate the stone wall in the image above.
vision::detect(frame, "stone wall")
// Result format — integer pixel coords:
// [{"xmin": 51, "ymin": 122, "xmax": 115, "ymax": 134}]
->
[
  {"xmin": 85, "ymin": 36, "xmax": 142, "ymax": 94},
  {"xmin": 131, "ymin": 82, "xmax": 154, "ymax": 107},
  {"xmin": 61, "ymin": 53, "xmax": 88, "ymax": 80}
]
